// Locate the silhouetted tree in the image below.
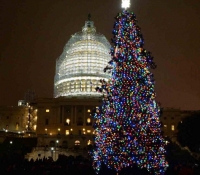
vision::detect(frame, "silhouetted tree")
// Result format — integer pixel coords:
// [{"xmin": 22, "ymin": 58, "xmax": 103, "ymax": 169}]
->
[{"xmin": 177, "ymin": 112, "xmax": 200, "ymax": 152}]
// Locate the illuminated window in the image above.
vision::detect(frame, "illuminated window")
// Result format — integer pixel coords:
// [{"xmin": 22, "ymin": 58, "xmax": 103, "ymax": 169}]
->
[
  {"xmin": 87, "ymin": 118, "xmax": 91, "ymax": 123},
  {"xmin": 33, "ymin": 125, "xmax": 37, "ymax": 131},
  {"xmin": 66, "ymin": 130, "xmax": 70, "ymax": 135},
  {"xmin": 16, "ymin": 123, "xmax": 19, "ymax": 130},
  {"xmin": 46, "ymin": 109, "xmax": 50, "ymax": 113},
  {"xmin": 87, "ymin": 130, "xmax": 91, "ymax": 133},
  {"xmin": 75, "ymin": 140, "xmax": 80, "ymax": 146},
  {"xmin": 87, "ymin": 140, "xmax": 92, "ymax": 145},
  {"xmin": 87, "ymin": 109, "xmax": 91, "ymax": 113},
  {"xmin": 66, "ymin": 118, "xmax": 70, "ymax": 125},
  {"xmin": 171, "ymin": 125, "xmax": 175, "ymax": 131}
]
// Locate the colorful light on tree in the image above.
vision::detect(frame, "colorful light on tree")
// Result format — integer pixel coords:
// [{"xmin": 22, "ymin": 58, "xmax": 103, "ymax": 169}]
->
[{"xmin": 92, "ymin": 5, "xmax": 168, "ymax": 175}]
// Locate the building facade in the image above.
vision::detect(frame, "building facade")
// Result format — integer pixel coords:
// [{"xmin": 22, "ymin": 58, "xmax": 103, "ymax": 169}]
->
[
  {"xmin": 0, "ymin": 103, "xmax": 38, "ymax": 137},
  {"xmin": 36, "ymin": 97, "xmax": 101, "ymax": 149},
  {"xmin": 159, "ymin": 108, "xmax": 199, "ymax": 138},
  {"xmin": 0, "ymin": 105, "xmax": 28, "ymax": 132},
  {"xmin": 160, "ymin": 108, "xmax": 182, "ymax": 138}
]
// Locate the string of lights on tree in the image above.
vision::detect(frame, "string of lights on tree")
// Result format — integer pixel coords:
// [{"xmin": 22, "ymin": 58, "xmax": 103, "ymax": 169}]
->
[{"xmin": 92, "ymin": 0, "xmax": 168, "ymax": 174}]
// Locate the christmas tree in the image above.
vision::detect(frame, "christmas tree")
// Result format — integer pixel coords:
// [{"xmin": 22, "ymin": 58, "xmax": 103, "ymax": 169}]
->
[{"xmin": 92, "ymin": 1, "xmax": 168, "ymax": 174}]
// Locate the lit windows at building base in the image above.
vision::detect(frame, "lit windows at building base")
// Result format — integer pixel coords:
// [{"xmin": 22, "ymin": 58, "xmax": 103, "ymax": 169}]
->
[{"xmin": 36, "ymin": 97, "xmax": 100, "ymax": 149}]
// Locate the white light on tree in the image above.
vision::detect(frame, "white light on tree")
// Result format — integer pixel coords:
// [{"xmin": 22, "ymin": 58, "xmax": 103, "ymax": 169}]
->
[{"xmin": 122, "ymin": 0, "xmax": 130, "ymax": 9}]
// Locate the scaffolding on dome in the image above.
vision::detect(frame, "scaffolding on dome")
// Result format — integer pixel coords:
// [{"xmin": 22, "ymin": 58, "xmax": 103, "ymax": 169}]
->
[{"xmin": 54, "ymin": 18, "xmax": 111, "ymax": 98}]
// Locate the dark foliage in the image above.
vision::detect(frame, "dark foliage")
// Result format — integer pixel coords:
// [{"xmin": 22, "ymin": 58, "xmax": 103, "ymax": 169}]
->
[{"xmin": 177, "ymin": 112, "xmax": 200, "ymax": 152}]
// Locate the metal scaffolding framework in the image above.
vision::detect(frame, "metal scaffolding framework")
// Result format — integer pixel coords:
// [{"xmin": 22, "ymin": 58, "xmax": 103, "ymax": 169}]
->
[{"xmin": 54, "ymin": 19, "xmax": 111, "ymax": 98}]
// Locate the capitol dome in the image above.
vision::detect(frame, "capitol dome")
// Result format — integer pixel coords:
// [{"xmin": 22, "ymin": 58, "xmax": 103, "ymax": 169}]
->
[{"xmin": 54, "ymin": 16, "xmax": 111, "ymax": 98}]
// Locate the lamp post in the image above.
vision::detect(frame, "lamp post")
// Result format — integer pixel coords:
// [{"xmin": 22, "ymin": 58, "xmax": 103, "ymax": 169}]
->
[
  {"xmin": 28, "ymin": 105, "xmax": 31, "ymax": 131},
  {"xmin": 51, "ymin": 147, "xmax": 54, "ymax": 160},
  {"xmin": 9, "ymin": 141, "xmax": 13, "ymax": 155},
  {"xmin": 56, "ymin": 140, "xmax": 59, "ymax": 150},
  {"xmin": 56, "ymin": 140, "xmax": 59, "ymax": 160}
]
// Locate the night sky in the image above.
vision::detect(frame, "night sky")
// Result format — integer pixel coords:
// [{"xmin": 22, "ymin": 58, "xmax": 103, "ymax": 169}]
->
[{"xmin": 0, "ymin": 0, "xmax": 200, "ymax": 110}]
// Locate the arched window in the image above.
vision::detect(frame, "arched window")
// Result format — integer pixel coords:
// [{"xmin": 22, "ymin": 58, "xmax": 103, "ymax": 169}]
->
[
  {"xmin": 75, "ymin": 140, "xmax": 80, "ymax": 146},
  {"xmin": 66, "ymin": 118, "xmax": 70, "ymax": 125}
]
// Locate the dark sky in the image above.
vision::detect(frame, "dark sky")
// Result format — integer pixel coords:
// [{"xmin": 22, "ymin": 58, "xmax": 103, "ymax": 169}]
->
[{"xmin": 0, "ymin": 0, "xmax": 200, "ymax": 110}]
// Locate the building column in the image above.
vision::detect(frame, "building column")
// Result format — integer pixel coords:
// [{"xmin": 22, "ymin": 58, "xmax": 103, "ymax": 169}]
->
[
  {"xmin": 83, "ymin": 106, "xmax": 86, "ymax": 125},
  {"xmin": 72, "ymin": 106, "xmax": 74, "ymax": 124},
  {"xmin": 59, "ymin": 106, "xmax": 62, "ymax": 124},
  {"xmin": 72, "ymin": 106, "xmax": 76, "ymax": 125},
  {"xmin": 62, "ymin": 106, "xmax": 65, "ymax": 123}
]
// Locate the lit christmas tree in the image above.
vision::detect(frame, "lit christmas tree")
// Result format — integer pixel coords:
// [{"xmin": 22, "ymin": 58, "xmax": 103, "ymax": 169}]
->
[{"xmin": 92, "ymin": 0, "xmax": 168, "ymax": 174}]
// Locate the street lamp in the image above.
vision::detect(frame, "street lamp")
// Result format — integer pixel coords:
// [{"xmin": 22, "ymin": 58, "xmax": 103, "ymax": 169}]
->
[
  {"xmin": 56, "ymin": 140, "xmax": 59, "ymax": 150},
  {"xmin": 51, "ymin": 147, "xmax": 54, "ymax": 159},
  {"xmin": 8, "ymin": 141, "xmax": 13, "ymax": 155},
  {"xmin": 27, "ymin": 105, "xmax": 31, "ymax": 131}
]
